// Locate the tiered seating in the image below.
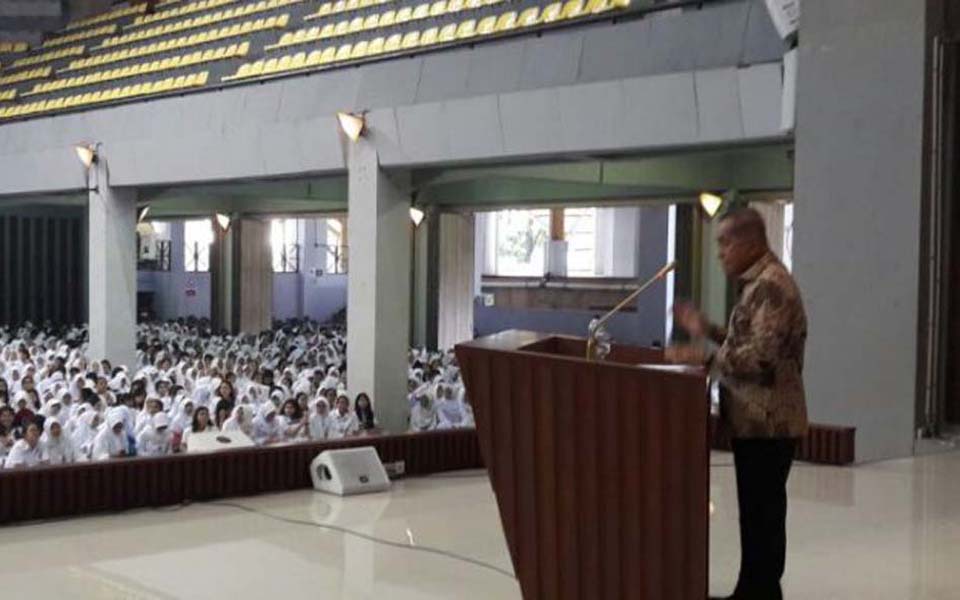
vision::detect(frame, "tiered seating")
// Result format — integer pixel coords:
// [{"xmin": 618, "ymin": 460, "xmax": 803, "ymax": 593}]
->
[
  {"xmin": 62, "ymin": 3, "xmax": 149, "ymax": 31},
  {"xmin": 61, "ymin": 14, "xmax": 290, "ymax": 73},
  {"xmin": 0, "ymin": 42, "xmax": 30, "ymax": 53},
  {"xmin": 224, "ymin": 0, "xmax": 627, "ymax": 82},
  {"xmin": 25, "ymin": 42, "xmax": 249, "ymax": 97},
  {"xmin": 0, "ymin": 71, "xmax": 210, "ymax": 119},
  {"xmin": 43, "ymin": 25, "xmax": 119, "ymax": 49},
  {"xmin": 96, "ymin": 0, "xmax": 304, "ymax": 49},
  {"xmin": 12, "ymin": 45, "xmax": 86, "ymax": 68},
  {"xmin": 128, "ymin": 0, "xmax": 239, "ymax": 28},
  {"xmin": 0, "ymin": 67, "xmax": 52, "ymax": 86},
  {"xmin": 0, "ymin": 0, "xmax": 636, "ymax": 120}
]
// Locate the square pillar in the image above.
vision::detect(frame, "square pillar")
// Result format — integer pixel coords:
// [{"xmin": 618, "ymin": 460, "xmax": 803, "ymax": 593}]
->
[
  {"xmin": 212, "ymin": 217, "xmax": 273, "ymax": 334},
  {"xmin": 88, "ymin": 158, "xmax": 137, "ymax": 369},
  {"xmin": 347, "ymin": 143, "xmax": 411, "ymax": 434}
]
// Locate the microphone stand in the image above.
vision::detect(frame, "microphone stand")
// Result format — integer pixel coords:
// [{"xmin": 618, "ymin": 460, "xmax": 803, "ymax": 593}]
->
[{"xmin": 585, "ymin": 261, "xmax": 677, "ymax": 360}]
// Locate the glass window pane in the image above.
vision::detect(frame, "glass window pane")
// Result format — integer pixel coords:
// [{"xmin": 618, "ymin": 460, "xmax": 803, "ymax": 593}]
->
[
  {"xmin": 493, "ymin": 209, "xmax": 548, "ymax": 276},
  {"xmin": 564, "ymin": 207, "xmax": 596, "ymax": 277},
  {"xmin": 184, "ymin": 219, "xmax": 212, "ymax": 272}
]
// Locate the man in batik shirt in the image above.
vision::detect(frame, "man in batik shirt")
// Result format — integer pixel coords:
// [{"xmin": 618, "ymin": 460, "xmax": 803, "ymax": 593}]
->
[{"xmin": 667, "ymin": 207, "xmax": 808, "ymax": 600}]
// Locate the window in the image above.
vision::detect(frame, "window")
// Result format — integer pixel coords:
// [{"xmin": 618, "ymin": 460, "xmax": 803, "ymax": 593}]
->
[
  {"xmin": 783, "ymin": 202, "xmax": 794, "ymax": 272},
  {"xmin": 137, "ymin": 221, "xmax": 172, "ymax": 271},
  {"xmin": 324, "ymin": 218, "xmax": 348, "ymax": 274},
  {"xmin": 485, "ymin": 209, "xmax": 550, "ymax": 276},
  {"xmin": 564, "ymin": 207, "xmax": 597, "ymax": 277},
  {"xmin": 184, "ymin": 219, "xmax": 213, "ymax": 273},
  {"xmin": 270, "ymin": 218, "xmax": 301, "ymax": 273}
]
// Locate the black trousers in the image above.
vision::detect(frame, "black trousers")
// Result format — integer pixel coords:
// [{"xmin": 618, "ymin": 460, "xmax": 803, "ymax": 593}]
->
[{"xmin": 731, "ymin": 438, "xmax": 797, "ymax": 600}]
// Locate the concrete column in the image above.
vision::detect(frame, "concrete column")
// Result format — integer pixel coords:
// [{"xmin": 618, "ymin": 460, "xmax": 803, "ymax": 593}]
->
[
  {"xmin": 212, "ymin": 217, "xmax": 273, "ymax": 334},
  {"xmin": 346, "ymin": 142, "xmax": 411, "ymax": 434},
  {"xmin": 437, "ymin": 212, "xmax": 475, "ymax": 350},
  {"xmin": 88, "ymin": 156, "xmax": 137, "ymax": 369},
  {"xmin": 793, "ymin": 0, "xmax": 926, "ymax": 461}
]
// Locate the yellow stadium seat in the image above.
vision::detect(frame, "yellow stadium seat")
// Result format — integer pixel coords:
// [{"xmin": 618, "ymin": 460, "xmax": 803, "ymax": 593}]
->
[
  {"xmin": 384, "ymin": 33, "xmax": 402, "ymax": 52},
  {"xmin": 214, "ymin": 46, "xmax": 227, "ymax": 59},
  {"xmin": 412, "ymin": 3, "xmax": 430, "ymax": 19},
  {"xmin": 429, "ymin": 0, "xmax": 447, "ymax": 16},
  {"xmin": 361, "ymin": 0, "xmax": 376, "ymax": 7},
  {"xmin": 334, "ymin": 44, "xmax": 352, "ymax": 61},
  {"xmin": 541, "ymin": 2, "xmax": 562, "ymax": 22},
  {"xmin": 363, "ymin": 14, "xmax": 379, "ymax": 29},
  {"xmin": 465, "ymin": 0, "xmax": 482, "ymax": 9},
  {"xmin": 446, "ymin": 0, "xmax": 464, "ymax": 11},
  {"xmin": 561, "ymin": 0, "xmax": 585, "ymax": 19},
  {"xmin": 277, "ymin": 55, "xmax": 293, "ymax": 71},
  {"xmin": 332, "ymin": 0, "xmax": 347, "ymax": 12},
  {"xmin": 334, "ymin": 20, "xmax": 349, "ymax": 36},
  {"xmin": 396, "ymin": 7, "xmax": 413, "ymax": 23},
  {"xmin": 518, "ymin": 7, "xmax": 540, "ymax": 26},
  {"xmin": 317, "ymin": 2, "xmax": 334, "ymax": 16},
  {"xmin": 233, "ymin": 64, "xmax": 253, "ymax": 79},
  {"xmin": 401, "ymin": 31, "xmax": 420, "ymax": 48},
  {"xmin": 495, "ymin": 11, "xmax": 517, "ymax": 31},
  {"xmin": 367, "ymin": 37, "xmax": 385, "ymax": 55},
  {"xmin": 307, "ymin": 27, "xmax": 321, "ymax": 40},
  {"xmin": 201, "ymin": 49, "xmax": 215, "ymax": 61},
  {"xmin": 477, "ymin": 15, "xmax": 497, "ymax": 34},
  {"xmin": 585, "ymin": 0, "xmax": 611, "ymax": 12},
  {"xmin": 253, "ymin": 18, "xmax": 267, "ymax": 29},
  {"xmin": 319, "ymin": 46, "xmax": 337, "ymax": 64},
  {"xmin": 485, "ymin": 0, "xmax": 503, "ymax": 5},
  {"xmin": 350, "ymin": 40, "xmax": 369, "ymax": 59},
  {"xmin": 239, "ymin": 41, "xmax": 252, "ymax": 55},
  {"xmin": 249, "ymin": 60, "xmax": 266, "ymax": 76},
  {"xmin": 456, "ymin": 19, "xmax": 476, "ymax": 38},
  {"xmin": 438, "ymin": 23, "xmax": 457, "ymax": 42},
  {"xmin": 263, "ymin": 58, "xmax": 280, "ymax": 74},
  {"xmin": 241, "ymin": 21, "xmax": 254, "ymax": 33},
  {"xmin": 611, "ymin": 0, "xmax": 630, "ymax": 8},
  {"xmin": 346, "ymin": 0, "xmax": 361, "ymax": 10},
  {"xmin": 379, "ymin": 10, "xmax": 396, "ymax": 27},
  {"xmin": 349, "ymin": 17, "xmax": 364, "ymax": 32},
  {"xmin": 276, "ymin": 32, "xmax": 295, "ymax": 47},
  {"xmin": 293, "ymin": 29, "xmax": 308, "ymax": 44},
  {"xmin": 307, "ymin": 50, "xmax": 324, "ymax": 66},
  {"xmin": 320, "ymin": 24, "xmax": 336, "ymax": 38},
  {"xmin": 420, "ymin": 26, "xmax": 439, "ymax": 45},
  {"xmin": 291, "ymin": 52, "xmax": 307, "ymax": 69}
]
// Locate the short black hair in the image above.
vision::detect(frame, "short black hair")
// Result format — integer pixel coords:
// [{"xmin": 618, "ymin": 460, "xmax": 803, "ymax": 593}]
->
[{"xmin": 718, "ymin": 207, "xmax": 768, "ymax": 245}]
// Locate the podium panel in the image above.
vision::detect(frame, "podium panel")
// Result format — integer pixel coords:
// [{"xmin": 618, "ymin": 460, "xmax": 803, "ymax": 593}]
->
[{"xmin": 456, "ymin": 331, "xmax": 709, "ymax": 600}]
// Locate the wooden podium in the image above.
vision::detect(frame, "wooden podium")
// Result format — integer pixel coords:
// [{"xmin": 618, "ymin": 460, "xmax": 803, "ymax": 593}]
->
[{"xmin": 456, "ymin": 331, "xmax": 709, "ymax": 600}]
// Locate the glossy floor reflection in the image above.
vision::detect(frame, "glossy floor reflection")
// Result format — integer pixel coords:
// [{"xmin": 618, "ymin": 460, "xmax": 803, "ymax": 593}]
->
[{"xmin": 1, "ymin": 451, "xmax": 960, "ymax": 599}]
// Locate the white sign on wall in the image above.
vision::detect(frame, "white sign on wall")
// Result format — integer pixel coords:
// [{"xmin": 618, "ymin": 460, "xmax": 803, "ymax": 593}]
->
[{"xmin": 765, "ymin": 0, "xmax": 800, "ymax": 39}]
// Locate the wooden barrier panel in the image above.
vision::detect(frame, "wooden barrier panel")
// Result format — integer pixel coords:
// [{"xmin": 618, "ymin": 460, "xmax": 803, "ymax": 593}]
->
[{"xmin": 0, "ymin": 429, "xmax": 482, "ymax": 525}]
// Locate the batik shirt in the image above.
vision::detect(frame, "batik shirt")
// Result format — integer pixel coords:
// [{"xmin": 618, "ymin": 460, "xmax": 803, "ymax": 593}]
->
[{"xmin": 709, "ymin": 252, "xmax": 808, "ymax": 439}]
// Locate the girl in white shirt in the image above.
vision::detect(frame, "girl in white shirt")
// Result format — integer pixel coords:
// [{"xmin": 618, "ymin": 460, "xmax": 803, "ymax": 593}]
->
[
  {"xmin": 136, "ymin": 412, "xmax": 173, "ymax": 457},
  {"xmin": 308, "ymin": 398, "xmax": 331, "ymax": 441},
  {"xmin": 328, "ymin": 394, "xmax": 359, "ymax": 439},
  {"xmin": 39, "ymin": 417, "xmax": 77, "ymax": 465},
  {"xmin": 4, "ymin": 421, "xmax": 42, "ymax": 469},
  {"xmin": 92, "ymin": 409, "xmax": 128, "ymax": 461}
]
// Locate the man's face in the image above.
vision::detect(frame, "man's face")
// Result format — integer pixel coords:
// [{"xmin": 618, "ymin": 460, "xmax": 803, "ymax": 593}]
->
[
  {"xmin": 24, "ymin": 424, "xmax": 39, "ymax": 447},
  {"xmin": 716, "ymin": 220, "xmax": 758, "ymax": 278}
]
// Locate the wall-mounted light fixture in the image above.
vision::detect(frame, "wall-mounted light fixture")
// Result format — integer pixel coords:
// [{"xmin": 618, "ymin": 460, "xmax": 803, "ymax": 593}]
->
[
  {"xmin": 699, "ymin": 192, "xmax": 724, "ymax": 218},
  {"xmin": 337, "ymin": 111, "xmax": 366, "ymax": 142}
]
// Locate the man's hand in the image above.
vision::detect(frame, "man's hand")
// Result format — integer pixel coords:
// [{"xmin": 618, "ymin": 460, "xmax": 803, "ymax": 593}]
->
[
  {"xmin": 673, "ymin": 301, "xmax": 709, "ymax": 339},
  {"xmin": 664, "ymin": 344, "xmax": 707, "ymax": 366}
]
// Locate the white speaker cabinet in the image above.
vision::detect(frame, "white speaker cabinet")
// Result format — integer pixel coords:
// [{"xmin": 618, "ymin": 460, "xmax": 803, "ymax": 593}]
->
[{"xmin": 310, "ymin": 447, "xmax": 391, "ymax": 496}]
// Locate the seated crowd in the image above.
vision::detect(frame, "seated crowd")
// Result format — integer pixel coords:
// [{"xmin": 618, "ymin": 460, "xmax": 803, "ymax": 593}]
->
[{"xmin": 0, "ymin": 319, "xmax": 473, "ymax": 469}]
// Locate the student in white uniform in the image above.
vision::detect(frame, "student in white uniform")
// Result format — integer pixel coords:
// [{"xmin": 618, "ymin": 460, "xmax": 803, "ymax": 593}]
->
[
  {"xmin": 181, "ymin": 406, "xmax": 212, "ymax": 452},
  {"xmin": 71, "ymin": 409, "xmax": 101, "ymax": 461},
  {"xmin": 279, "ymin": 398, "xmax": 306, "ymax": 441},
  {"xmin": 251, "ymin": 403, "xmax": 283, "ymax": 446},
  {"xmin": 435, "ymin": 383, "xmax": 468, "ymax": 430},
  {"xmin": 307, "ymin": 398, "xmax": 331, "ymax": 441},
  {"xmin": 136, "ymin": 412, "xmax": 173, "ymax": 457},
  {"xmin": 328, "ymin": 393, "xmax": 359, "ymax": 439},
  {"xmin": 39, "ymin": 417, "xmax": 77, "ymax": 465},
  {"xmin": 409, "ymin": 392, "xmax": 438, "ymax": 432},
  {"xmin": 221, "ymin": 405, "xmax": 253, "ymax": 437},
  {"xmin": 92, "ymin": 409, "xmax": 128, "ymax": 461},
  {"xmin": 4, "ymin": 421, "xmax": 42, "ymax": 469}
]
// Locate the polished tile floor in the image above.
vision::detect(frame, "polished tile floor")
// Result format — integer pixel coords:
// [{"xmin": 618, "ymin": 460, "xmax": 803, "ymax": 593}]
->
[{"xmin": 1, "ymin": 451, "xmax": 960, "ymax": 599}]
